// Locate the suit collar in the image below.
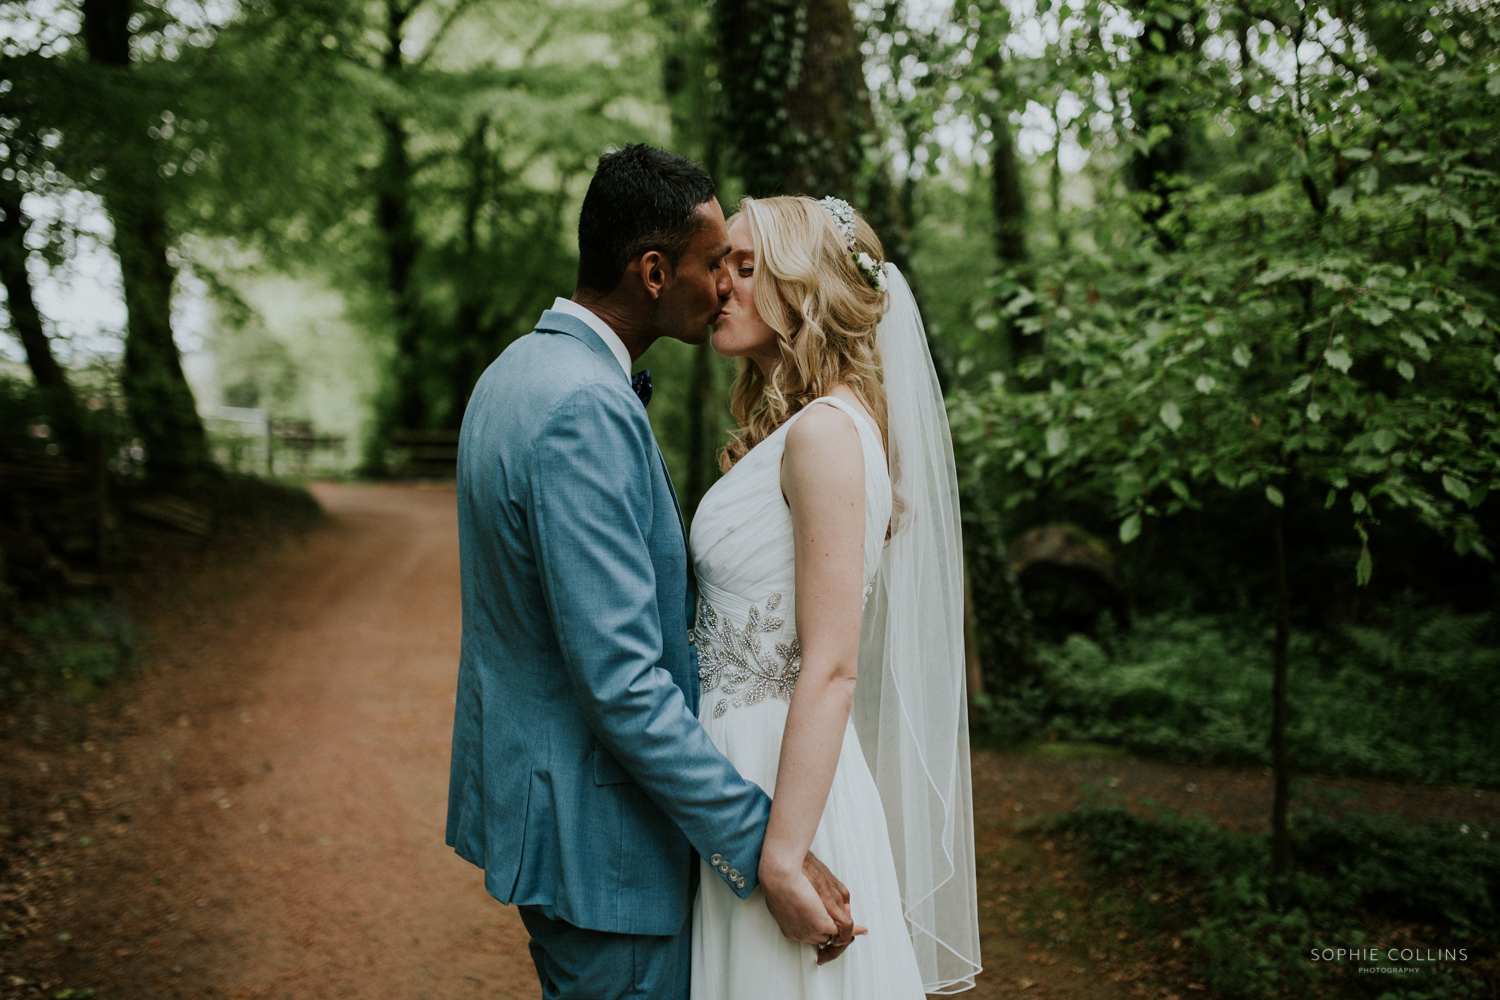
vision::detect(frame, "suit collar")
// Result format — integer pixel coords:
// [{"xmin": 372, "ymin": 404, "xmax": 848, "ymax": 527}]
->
[
  {"xmin": 535, "ymin": 309, "xmax": 630, "ymax": 385},
  {"xmin": 549, "ymin": 298, "xmax": 633, "ymax": 375}
]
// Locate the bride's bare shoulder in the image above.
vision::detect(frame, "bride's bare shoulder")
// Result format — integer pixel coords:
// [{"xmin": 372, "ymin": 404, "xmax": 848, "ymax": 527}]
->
[{"xmin": 784, "ymin": 398, "xmax": 861, "ymax": 454}]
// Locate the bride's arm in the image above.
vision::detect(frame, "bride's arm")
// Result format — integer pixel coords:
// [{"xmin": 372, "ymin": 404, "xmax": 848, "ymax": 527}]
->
[{"xmin": 759, "ymin": 403, "xmax": 868, "ymax": 942}]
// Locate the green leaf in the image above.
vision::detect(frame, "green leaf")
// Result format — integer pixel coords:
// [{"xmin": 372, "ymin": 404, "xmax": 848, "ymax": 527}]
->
[
  {"xmin": 1397, "ymin": 360, "xmax": 1415, "ymax": 381},
  {"xmin": 1046, "ymin": 425, "xmax": 1070, "ymax": 456},
  {"xmin": 1361, "ymin": 305, "xmax": 1393, "ymax": 326},
  {"xmin": 1306, "ymin": 402, "xmax": 1322, "ymax": 423},
  {"xmin": 1194, "ymin": 375, "xmax": 1216, "ymax": 394},
  {"xmin": 1170, "ymin": 479, "xmax": 1191, "ymax": 501},
  {"xmin": 1232, "ymin": 345, "xmax": 1251, "ymax": 368},
  {"xmin": 1324, "ymin": 347, "xmax": 1353, "ymax": 373},
  {"xmin": 1265, "ymin": 485, "xmax": 1285, "ymax": 508},
  {"xmin": 1493, "ymin": 352, "xmax": 1500, "ymax": 373},
  {"xmin": 1215, "ymin": 468, "xmax": 1236, "ymax": 489},
  {"xmin": 1356, "ymin": 543, "xmax": 1373, "ymax": 586},
  {"xmin": 1325, "ymin": 489, "xmax": 1337, "ymax": 509},
  {"xmin": 1442, "ymin": 474, "xmax": 1471, "ymax": 502},
  {"xmin": 1399, "ymin": 331, "xmax": 1432, "ymax": 360},
  {"xmin": 1373, "ymin": 429, "xmax": 1398, "ymax": 453},
  {"xmin": 1352, "ymin": 492, "xmax": 1368, "ymax": 514},
  {"xmin": 1288, "ymin": 374, "xmax": 1312, "ymax": 395},
  {"xmin": 1119, "ymin": 514, "xmax": 1142, "ymax": 544},
  {"xmin": 1159, "ymin": 401, "xmax": 1183, "ymax": 432}
]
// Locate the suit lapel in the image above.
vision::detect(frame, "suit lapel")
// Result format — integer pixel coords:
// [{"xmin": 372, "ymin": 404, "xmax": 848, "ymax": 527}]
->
[{"xmin": 655, "ymin": 446, "xmax": 690, "ymax": 554}]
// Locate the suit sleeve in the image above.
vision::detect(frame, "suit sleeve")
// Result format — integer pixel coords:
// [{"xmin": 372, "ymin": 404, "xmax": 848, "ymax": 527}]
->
[{"xmin": 528, "ymin": 383, "xmax": 770, "ymax": 898}]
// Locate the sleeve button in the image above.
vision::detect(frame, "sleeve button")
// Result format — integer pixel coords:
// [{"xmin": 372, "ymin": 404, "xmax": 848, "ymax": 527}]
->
[{"xmin": 710, "ymin": 854, "xmax": 723, "ymax": 865}]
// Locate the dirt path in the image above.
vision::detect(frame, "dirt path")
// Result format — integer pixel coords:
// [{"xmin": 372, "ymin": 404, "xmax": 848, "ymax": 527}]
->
[
  {"xmin": 5, "ymin": 483, "xmax": 1496, "ymax": 999},
  {"xmin": 5, "ymin": 484, "xmax": 536, "ymax": 999}
]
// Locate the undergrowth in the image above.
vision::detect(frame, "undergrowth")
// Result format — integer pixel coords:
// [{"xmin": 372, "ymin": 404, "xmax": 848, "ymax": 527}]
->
[
  {"xmin": 977, "ymin": 604, "xmax": 1500, "ymax": 786},
  {"xmin": 0, "ymin": 600, "xmax": 137, "ymax": 706},
  {"xmin": 1045, "ymin": 802, "xmax": 1499, "ymax": 1000}
]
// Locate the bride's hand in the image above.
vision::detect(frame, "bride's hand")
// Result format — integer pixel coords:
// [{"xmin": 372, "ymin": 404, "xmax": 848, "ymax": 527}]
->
[
  {"xmin": 761, "ymin": 863, "xmax": 838, "ymax": 943},
  {"xmin": 760, "ymin": 854, "xmax": 866, "ymax": 960}
]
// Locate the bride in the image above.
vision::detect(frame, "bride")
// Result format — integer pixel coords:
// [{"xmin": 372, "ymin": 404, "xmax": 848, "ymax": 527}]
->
[{"xmin": 688, "ymin": 195, "xmax": 981, "ymax": 999}]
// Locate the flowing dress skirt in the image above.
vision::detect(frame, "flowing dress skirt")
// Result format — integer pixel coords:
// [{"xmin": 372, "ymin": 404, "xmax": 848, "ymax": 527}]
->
[{"xmin": 690, "ymin": 698, "xmax": 926, "ymax": 1000}]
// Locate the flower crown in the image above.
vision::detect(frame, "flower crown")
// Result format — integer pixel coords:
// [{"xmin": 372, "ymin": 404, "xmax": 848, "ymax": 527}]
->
[{"xmin": 818, "ymin": 196, "xmax": 887, "ymax": 292}]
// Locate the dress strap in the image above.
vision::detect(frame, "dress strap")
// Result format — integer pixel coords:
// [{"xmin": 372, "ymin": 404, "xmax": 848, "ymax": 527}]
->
[{"xmin": 796, "ymin": 395, "xmax": 881, "ymax": 446}]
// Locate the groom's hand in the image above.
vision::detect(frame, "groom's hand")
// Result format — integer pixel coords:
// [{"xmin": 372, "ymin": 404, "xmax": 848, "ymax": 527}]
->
[
  {"xmin": 760, "ymin": 852, "xmax": 863, "ymax": 959},
  {"xmin": 804, "ymin": 852, "xmax": 865, "ymax": 965}
]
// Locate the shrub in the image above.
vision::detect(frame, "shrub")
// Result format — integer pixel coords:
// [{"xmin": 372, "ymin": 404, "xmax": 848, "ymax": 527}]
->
[
  {"xmin": 979, "ymin": 604, "xmax": 1500, "ymax": 785},
  {"xmin": 1050, "ymin": 803, "xmax": 1499, "ymax": 999}
]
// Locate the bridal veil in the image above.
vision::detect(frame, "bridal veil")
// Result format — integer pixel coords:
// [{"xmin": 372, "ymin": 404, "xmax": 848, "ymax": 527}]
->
[{"xmin": 852, "ymin": 262, "xmax": 981, "ymax": 993}]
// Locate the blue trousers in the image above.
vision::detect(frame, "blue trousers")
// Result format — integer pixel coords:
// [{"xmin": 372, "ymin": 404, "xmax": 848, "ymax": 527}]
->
[{"xmin": 518, "ymin": 906, "xmax": 691, "ymax": 1000}]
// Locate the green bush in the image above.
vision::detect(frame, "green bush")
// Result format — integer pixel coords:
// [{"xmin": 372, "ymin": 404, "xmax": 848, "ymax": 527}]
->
[
  {"xmin": 979, "ymin": 604, "xmax": 1500, "ymax": 786},
  {"xmin": 1050, "ymin": 804, "xmax": 1499, "ymax": 999},
  {"xmin": 1, "ymin": 600, "xmax": 138, "ymax": 704}
]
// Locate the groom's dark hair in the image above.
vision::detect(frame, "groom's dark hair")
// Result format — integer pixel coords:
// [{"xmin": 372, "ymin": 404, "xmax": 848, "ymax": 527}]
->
[{"xmin": 576, "ymin": 145, "xmax": 717, "ymax": 293}]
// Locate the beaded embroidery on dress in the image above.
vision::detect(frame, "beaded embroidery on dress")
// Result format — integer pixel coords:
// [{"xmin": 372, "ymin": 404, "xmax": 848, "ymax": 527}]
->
[{"xmin": 688, "ymin": 396, "xmax": 925, "ymax": 1000}]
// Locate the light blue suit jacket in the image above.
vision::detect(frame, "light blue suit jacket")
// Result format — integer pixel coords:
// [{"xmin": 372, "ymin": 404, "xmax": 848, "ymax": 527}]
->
[{"xmin": 446, "ymin": 310, "xmax": 771, "ymax": 936}]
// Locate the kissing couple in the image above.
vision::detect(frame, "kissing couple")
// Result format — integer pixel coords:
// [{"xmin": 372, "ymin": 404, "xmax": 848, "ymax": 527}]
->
[{"xmin": 447, "ymin": 145, "xmax": 980, "ymax": 999}]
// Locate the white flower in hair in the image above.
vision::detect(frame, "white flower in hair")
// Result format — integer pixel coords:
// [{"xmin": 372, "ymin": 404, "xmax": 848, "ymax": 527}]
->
[
  {"xmin": 853, "ymin": 251, "xmax": 887, "ymax": 292},
  {"xmin": 818, "ymin": 196, "xmax": 886, "ymax": 291}
]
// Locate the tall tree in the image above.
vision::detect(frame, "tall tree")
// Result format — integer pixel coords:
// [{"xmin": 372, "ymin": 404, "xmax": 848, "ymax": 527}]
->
[
  {"xmin": 373, "ymin": 0, "xmax": 426, "ymax": 434},
  {"xmin": 1121, "ymin": 0, "xmax": 1206, "ymax": 247},
  {"xmin": 81, "ymin": 0, "xmax": 209, "ymax": 479},
  {"xmin": 0, "ymin": 146, "xmax": 76, "ymax": 425}
]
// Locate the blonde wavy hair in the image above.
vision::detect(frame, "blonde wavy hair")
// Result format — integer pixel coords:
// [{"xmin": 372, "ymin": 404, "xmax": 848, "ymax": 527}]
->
[{"xmin": 719, "ymin": 195, "xmax": 889, "ymax": 471}]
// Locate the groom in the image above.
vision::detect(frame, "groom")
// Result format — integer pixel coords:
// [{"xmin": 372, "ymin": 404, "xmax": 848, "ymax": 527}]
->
[{"xmin": 447, "ymin": 145, "xmax": 854, "ymax": 1000}]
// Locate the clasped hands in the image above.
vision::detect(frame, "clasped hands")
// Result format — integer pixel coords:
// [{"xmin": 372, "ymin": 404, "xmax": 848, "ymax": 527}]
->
[{"xmin": 759, "ymin": 851, "xmax": 867, "ymax": 965}]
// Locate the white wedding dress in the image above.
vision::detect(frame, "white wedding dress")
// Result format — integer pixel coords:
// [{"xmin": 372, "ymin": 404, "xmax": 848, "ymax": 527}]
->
[{"xmin": 688, "ymin": 395, "xmax": 927, "ymax": 1000}]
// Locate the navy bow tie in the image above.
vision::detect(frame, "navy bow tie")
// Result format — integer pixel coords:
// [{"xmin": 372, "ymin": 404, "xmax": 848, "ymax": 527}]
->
[{"xmin": 631, "ymin": 369, "xmax": 653, "ymax": 408}]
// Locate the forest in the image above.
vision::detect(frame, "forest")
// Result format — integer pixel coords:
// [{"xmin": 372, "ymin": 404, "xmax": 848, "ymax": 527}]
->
[{"xmin": 1, "ymin": 0, "xmax": 1498, "ymax": 997}]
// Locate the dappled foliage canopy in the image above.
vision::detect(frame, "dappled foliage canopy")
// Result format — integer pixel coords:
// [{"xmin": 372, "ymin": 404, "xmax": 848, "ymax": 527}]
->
[{"xmin": 946, "ymin": 0, "xmax": 1499, "ymax": 586}]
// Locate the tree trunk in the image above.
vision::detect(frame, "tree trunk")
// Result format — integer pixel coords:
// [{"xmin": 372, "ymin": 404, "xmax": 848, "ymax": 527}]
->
[
  {"xmin": 1270, "ymin": 502, "xmax": 1291, "ymax": 879},
  {"xmin": 715, "ymin": 0, "xmax": 906, "ymax": 264},
  {"xmin": 0, "ymin": 180, "xmax": 74, "ymax": 401},
  {"xmin": 377, "ymin": 108, "xmax": 423, "ymax": 431},
  {"xmin": 454, "ymin": 115, "xmax": 493, "ymax": 421},
  {"xmin": 960, "ymin": 474, "xmax": 1034, "ymax": 695},
  {"xmin": 83, "ymin": 0, "xmax": 209, "ymax": 479},
  {"xmin": 377, "ymin": 2, "xmax": 425, "ymax": 435},
  {"xmin": 111, "ymin": 182, "xmax": 210, "ymax": 476},
  {"xmin": 1049, "ymin": 102, "xmax": 1067, "ymax": 252},
  {"xmin": 990, "ymin": 109, "xmax": 1026, "ymax": 267},
  {"xmin": 685, "ymin": 340, "xmax": 714, "ymax": 518},
  {"xmin": 1122, "ymin": 0, "xmax": 1200, "ymax": 246},
  {"xmin": 979, "ymin": 33, "xmax": 1038, "ymax": 373}
]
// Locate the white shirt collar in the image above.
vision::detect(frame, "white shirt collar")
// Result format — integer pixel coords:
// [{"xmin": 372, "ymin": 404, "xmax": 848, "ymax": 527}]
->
[{"xmin": 550, "ymin": 297, "xmax": 632, "ymax": 377}]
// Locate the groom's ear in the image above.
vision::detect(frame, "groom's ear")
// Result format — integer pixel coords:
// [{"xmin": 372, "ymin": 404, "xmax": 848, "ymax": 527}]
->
[{"xmin": 635, "ymin": 250, "xmax": 670, "ymax": 301}]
